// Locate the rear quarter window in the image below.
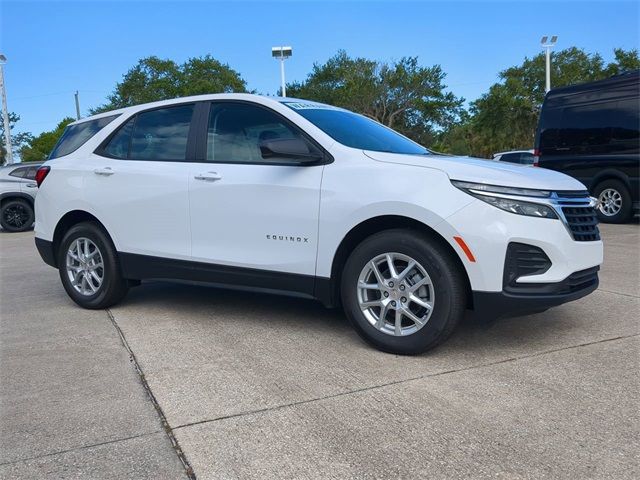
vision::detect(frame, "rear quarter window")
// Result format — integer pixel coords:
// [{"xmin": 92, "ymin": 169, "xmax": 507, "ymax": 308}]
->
[{"xmin": 49, "ymin": 115, "xmax": 119, "ymax": 159}]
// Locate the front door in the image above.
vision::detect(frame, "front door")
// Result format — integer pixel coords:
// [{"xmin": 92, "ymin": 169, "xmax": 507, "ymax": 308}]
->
[{"xmin": 188, "ymin": 101, "xmax": 324, "ymax": 277}]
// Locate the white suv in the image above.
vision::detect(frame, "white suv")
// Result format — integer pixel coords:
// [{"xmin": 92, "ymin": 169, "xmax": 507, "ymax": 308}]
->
[
  {"xmin": 34, "ymin": 94, "xmax": 603, "ymax": 354},
  {"xmin": 0, "ymin": 162, "xmax": 43, "ymax": 232}
]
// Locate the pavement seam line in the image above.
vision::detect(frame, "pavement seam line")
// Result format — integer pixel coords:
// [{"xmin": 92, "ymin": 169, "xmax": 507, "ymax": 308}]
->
[
  {"xmin": 173, "ymin": 332, "xmax": 639, "ymax": 430},
  {"xmin": 0, "ymin": 431, "xmax": 162, "ymax": 467},
  {"xmin": 597, "ymin": 288, "xmax": 640, "ymax": 299},
  {"xmin": 106, "ymin": 309, "xmax": 196, "ymax": 480}
]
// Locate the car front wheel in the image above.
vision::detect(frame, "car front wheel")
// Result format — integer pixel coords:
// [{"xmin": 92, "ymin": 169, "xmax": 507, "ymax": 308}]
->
[
  {"xmin": 58, "ymin": 222, "xmax": 129, "ymax": 309},
  {"xmin": 341, "ymin": 229, "xmax": 467, "ymax": 355}
]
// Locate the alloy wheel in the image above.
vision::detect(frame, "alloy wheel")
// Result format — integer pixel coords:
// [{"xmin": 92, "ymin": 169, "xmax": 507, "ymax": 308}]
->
[
  {"xmin": 597, "ymin": 188, "xmax": 622, "ymax": 217},
  {"xmin": 66, "ymin": 237, "xmax": 104, "ymax": 296},
  {"xmin": 3, "ymin": 204, "xmax": 30, "ymax": 229},
  {"xmin": 357, "ymin": 252, "xmax": 435, "ymax": 336}
]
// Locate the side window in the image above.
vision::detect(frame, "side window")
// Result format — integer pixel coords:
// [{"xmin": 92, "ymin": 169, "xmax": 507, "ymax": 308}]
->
[
  {"xmin": 206, "ymin": 103, "xmax": 314, "ymax": 164},
  {"xmin": 499, "ymin": 153, "xmax": 517, "ymax": 163},
  {"xmin": 610, "ymin": 98, "xmax": 639, "ymax": 152},
  {"xmin": 50, "ymin": 115, "xmax": 119, "ymax": 159},
  {"xmin": 560, "ymin": 102, "xmax": 615, "ymax": 148},
  {"xmin": 129, "ymin": 105, "xmax": 194, "ymax": 161},
  {"xmin": 103, "ymin": 118, "xmax": 135, "ymax": 159},
  {"xmin": 9, "ymin": 167, "xmax": 28, "ymax": 178},
  {"xmin": 519, "ymin": 153, "xmax": 535, "ymax": 165}
]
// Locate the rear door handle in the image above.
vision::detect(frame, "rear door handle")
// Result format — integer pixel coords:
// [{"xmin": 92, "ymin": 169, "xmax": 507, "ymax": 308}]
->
[
  {"xmin": 194, "ymin": 172, "xmax": 222, "ymax": 182},
  {"xmin": 25, "ymin": 183, "xmax": 37, "ymax": 188},
  {"xmin": 94, "ymin": 167, "xmax": 115, "ymax": 176}
]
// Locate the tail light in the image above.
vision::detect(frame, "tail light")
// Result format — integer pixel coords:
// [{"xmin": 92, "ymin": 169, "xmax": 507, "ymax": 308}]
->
[
  {"xmin": 532, "ymin": 149, "xmax": 540, "ymax": 167},
  {"xmin": 35, "ymin": 166, "xmax": 50, "ymax": 187}
]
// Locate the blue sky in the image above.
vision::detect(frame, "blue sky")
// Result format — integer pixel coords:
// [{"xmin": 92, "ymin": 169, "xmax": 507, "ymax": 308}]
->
[{"xmin": 1, "ymin": 0, "xmax": 638, "ymax": 136}]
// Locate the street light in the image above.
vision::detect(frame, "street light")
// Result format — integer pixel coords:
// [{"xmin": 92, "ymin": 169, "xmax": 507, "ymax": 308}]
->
[
  {"xmin": 0, "ymin": 54, "xmax": 13, "ymax": 164},
  {"xmin": 541, "ymin": 36, "xmax": 558, "ymax": 93},
  {"xmin": 271, "ymin": 46, "xmax": 292, "ymax": 97}
]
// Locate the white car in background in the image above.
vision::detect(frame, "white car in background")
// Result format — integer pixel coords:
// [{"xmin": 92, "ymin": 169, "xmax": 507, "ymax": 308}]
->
[
  {"xmin": 493, "ymin": 149, "xmax": 535, "ymax": 165},
  {"xmin": 33, "ymin": 94, "xmax": 603, "ymax": 354},
  {"xmin": 0, "ymin": 162, "xmax": 43, "ymax": 232}
]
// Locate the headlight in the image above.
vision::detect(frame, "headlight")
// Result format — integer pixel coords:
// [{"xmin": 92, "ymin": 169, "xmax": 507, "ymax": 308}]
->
[{"xmin": 452, "ymin": 180, "xmax": 558, "ymax": 219}]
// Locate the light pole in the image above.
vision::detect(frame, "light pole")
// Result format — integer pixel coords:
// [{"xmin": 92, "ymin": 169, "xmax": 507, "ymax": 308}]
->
[
  {"xmin": 541, "ymin": 36, "xmax": 558, "ymax": 93},
  {"xmin": 271, "ymin": 46, "xmax": 292, "ymax": 97},
  {"xmin": 0, "ymin": 54, "xmax": 13, "ymax": 164}
]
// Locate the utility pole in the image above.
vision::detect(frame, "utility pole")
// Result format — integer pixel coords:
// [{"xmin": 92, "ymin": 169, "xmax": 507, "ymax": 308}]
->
[
  {"xmin": 74, "ymin": 90, "xmax": 81, "ymax": 120},
  {"xmin": 540, "ymin": 36, "xmax": 558, "ymax": 93},
  {"xmin": 0, "ymin": 54, "xmax": 13, "ymax": 164}
]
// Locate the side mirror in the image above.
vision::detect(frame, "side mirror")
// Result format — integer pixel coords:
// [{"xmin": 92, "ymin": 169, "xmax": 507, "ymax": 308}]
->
[{"xmin": 259, "ymin": 138, "xmax": 324, "ymax": 163}]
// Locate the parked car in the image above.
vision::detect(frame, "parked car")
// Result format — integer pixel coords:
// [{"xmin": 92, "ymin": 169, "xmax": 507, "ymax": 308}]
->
[
  {"xmin": 493, "ymin": 149, "xmax": 535, "ymax": 165},
  {"xmin": 34, "ymin": 94, "xmax": 603, "ymax": 354},
  {"xmin": 0, "ymin": 162, "xmax": 43, "ymax": 232},
  {"xmin": 534, "ymin": 70, "xmax": 639, "ymax": 223}
]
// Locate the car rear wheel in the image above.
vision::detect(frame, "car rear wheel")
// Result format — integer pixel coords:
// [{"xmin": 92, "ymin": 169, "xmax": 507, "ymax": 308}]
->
[
  {"xmin": 58, "ymin": 222, "xmax": 129, "ymax": 309},
  {"xmin": 341, "ymin": 229, "xmax": 467, "ymax": 355},
  {"xmin": 594, "ymin": 179, "xmax": 632, "ymax": 223},
  {"xmin": 1, "ymin": 199, "xmax": 34, "ymax": 232}
]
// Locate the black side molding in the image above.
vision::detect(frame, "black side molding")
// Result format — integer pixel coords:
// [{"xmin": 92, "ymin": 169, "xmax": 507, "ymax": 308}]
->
[{"xmin": 119, "ymin": 252, "xmax": 336, "ymax": 306}]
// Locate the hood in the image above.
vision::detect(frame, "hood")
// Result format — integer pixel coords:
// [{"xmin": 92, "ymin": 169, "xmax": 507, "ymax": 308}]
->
[{"xmin": 364, "ymin": 151, "xmax": 586, "ymax": 191}]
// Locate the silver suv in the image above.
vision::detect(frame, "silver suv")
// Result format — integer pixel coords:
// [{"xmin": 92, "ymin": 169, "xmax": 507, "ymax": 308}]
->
[{"xmin": 0, "ymin": 162, "xmax": 42, "ymax": 232}]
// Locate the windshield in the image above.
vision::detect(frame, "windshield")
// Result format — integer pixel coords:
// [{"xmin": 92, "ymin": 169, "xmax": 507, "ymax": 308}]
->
[{"xmin": 283, "ymin": 102, "xmax": 430, "ymax": 155}]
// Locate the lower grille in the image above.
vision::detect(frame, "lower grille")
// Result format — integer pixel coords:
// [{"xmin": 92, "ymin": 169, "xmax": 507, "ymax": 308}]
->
[
  {"xmin": 564, "ymin": 266, "xmax": 600, "ymax": 294},
  {"xmin": 503, "ymin": 242, "xmax": 552, "ymax": 290},
  {"xmin": 561, "ymin": 206, "xmax": 600, "ymax": 242}
]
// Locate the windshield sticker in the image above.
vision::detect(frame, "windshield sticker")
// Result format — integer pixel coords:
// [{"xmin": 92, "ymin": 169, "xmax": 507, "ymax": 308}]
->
[{"xmin": 284, "ymin": 102, "xmax": 338, "ymax": 111}]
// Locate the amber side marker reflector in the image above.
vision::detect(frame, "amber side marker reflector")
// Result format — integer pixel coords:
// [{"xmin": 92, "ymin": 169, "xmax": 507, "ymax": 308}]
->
[{"xmin": 453, "ymin": 236, "xmax": 476, "ymax": 263}]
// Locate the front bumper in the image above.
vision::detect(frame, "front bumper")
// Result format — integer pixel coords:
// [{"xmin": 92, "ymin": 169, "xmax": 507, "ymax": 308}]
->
[
  {"xmin": 442, "ymin": 199, "xmax": 604, "ymax": 292},
  {"xmin": 472, "ymin": 266, "xmax": 599, "ymax": 319}
]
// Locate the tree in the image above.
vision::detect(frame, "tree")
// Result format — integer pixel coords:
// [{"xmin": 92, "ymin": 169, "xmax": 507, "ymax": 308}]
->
[
  {"xmin": 92, "ymin": 55, "xmax": 248, "ymax": 113},
  {"xmin": 460, "ymin": 47, "xmax": 639, "ymax": 158},
  {"xmin": 18, "ymin": 117, "xmax": 75, "ymax": 162},
  {"xmin": 0, "ymin": 112, "xmax": 34, "ymax": 165},
  {"xmin": 287, "ymin": 51, "xmax": 464, "ymax": 146}
]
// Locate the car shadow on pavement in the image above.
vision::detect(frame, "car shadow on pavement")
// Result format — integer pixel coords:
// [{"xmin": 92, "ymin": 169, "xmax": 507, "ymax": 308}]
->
[{"xmin": 116, "ymin": 279, "xmax": 608, "ymax": 359}]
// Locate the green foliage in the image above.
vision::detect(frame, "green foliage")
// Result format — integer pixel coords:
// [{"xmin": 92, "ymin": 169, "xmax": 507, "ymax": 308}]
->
[
  {"xmin": 287, "ymin": 51, "xmax": 465, "ymax": 145},
  {"xmin": 19, "ymin": 117, "xmax": 75, "ymax": 162},
  {"xmin": 455, "ymin": 47, "xmax": 639, "ymax": 158},
  {"xmin": 92, "ymin": 55, "xmax": 248, "ymax": 113},
  {"xmin": 0, "ymin": 112, "xmax": 34, "ymax": 165}
]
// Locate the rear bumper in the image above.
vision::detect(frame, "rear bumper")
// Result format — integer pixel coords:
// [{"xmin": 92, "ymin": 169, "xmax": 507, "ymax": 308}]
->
[
  {"xmin": 35, "ymin": 237, "xmax": 56, "ymax": 268},
  {"xmin": 472, "ymin": 267, "xmax": 599, "ymax": 320}
]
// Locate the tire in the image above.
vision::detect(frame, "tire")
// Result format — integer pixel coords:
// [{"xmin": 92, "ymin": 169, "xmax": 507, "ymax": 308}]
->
[
  {"xmin": 57, "ymin": 221, "xmax": 129, "ymax": 309},
  {"xmin": 341, "ymin": 229, "xmax": 467, "ymax": 355},
  {"xmin": 1, "ymin": 199, "xmax": 34, "ymax": 232},
  {"xmin": 593, "ymin": 179, "xmax": 632, "ymax": 223}
]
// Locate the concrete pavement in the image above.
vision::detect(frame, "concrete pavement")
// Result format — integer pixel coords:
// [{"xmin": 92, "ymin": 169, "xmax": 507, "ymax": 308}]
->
[{"xmin": 1, "ymin": 223, "xmax": 638, "ymax": 479}]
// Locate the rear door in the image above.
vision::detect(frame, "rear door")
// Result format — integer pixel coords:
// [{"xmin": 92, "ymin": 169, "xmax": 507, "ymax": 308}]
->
[{"xmin": 86, "ymin": 103, "xmax": 197, "ymax": 260}]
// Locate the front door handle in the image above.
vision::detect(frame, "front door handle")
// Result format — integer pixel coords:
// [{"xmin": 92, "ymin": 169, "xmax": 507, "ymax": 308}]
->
[
  {"xmin": 194, "ymin": 172, "xmax": 222, "ymax": 182},
  {"xmin": 94, "ymin": 167, "xmax": 115, "ymax": 176}
]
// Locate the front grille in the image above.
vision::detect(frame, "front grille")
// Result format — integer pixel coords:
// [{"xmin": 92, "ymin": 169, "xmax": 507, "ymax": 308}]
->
[
  {"xmin": 552, "ymin": 191, "xmax": 600, "ymax": 242},
  {"xmin": 561, "ymin": 206, "xmax": 600, "ymax": 242},
  {"xmin": 503, "ymin": 242, "xmax": 552, "ymax": 290}
]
